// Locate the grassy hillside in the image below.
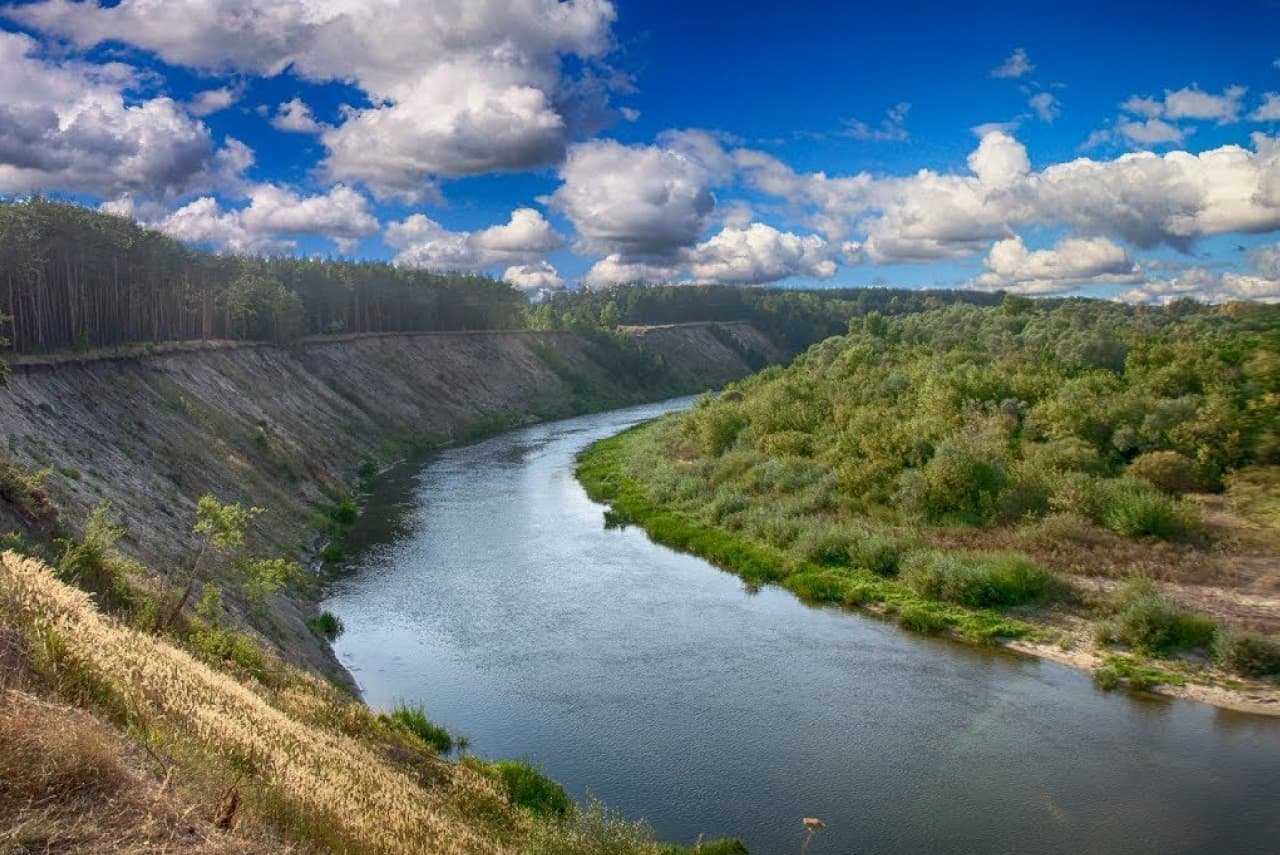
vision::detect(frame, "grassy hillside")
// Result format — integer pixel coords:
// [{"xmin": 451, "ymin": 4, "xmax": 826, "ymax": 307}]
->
[
  {"xmin": 579, "ymin": 298, "xmax": 1280, "ymax": 704},
  {"xmin": 0, "ymin": 549, "xmax": 746, "ymax": 853}
]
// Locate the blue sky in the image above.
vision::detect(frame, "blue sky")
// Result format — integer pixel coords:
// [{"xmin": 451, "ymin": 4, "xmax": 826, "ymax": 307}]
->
[{"xmin": 2, "ymin": 0, "xmax": 1279, "ymax": 302}]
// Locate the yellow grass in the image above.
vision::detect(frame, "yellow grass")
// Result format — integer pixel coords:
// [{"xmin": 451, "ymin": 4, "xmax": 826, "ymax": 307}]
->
[{"xmin": 0, "ymin": 551, "xmax": 522, "ymax": 854}]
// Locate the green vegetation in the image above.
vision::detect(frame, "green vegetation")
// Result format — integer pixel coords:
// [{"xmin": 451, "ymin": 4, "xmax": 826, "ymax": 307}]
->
[
  {"xmin": 489, "ymin": 760, "xmax": 571, "ymax": 818},
  {"xmin": 581, "ymin": 298, "xmax": 1280, "ymax": 695},
  {"xmin": 0, "ymin": 198, "xmax": 527, "ymax": 353},
  {"xmin": 1215, "ymin": 631, "xmax": 1280, "ymax": 677},
  {"xmin": 307, "ymin": 610, "xmax": 346, "ymax": 641},
  {"xmin": 1095, "ymin": 579, "xmax": 1218, "ymax": 655},
  {"xmin": 387, "ymin": 703, "xmax": 455, "ymax": 754}
]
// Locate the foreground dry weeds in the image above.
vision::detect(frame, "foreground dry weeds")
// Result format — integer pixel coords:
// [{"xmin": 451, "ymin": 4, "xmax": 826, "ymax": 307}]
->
[{"xmin": 0, "ymin": 551, "xmax": 518, "ymax": 854}]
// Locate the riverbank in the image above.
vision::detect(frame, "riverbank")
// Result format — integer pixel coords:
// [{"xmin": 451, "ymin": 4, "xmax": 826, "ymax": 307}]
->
[
  {"xmin": 576, "ymin": 420, "xmax": 1280, "ymax": 717},
  {"xmin": 0, "ymin": 323, "xmax": 778, "ymax": 686}
]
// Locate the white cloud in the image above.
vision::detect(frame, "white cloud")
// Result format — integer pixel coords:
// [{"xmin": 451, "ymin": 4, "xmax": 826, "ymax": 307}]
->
[
  {"xmin": 687, "ymin": 223, "xmax": 836, "ymax": 285},
  {"xmin": 271, "ymin": 98, "xmax": 324, "ymax": 134},
  {"xmin": 1251, "ymin": 93, "xmax": 1280, "ymax": 123},
  {"xmin": 991, "ymin": 48, "xmax": 1034, "ymax": 79},
  {"xmin": 583, "ymin": 254, "xmax": 683, "ymax": 289},
  {"xmin": 11, "ymin": 0, "xmax": 622, "ymax": 197},
  {"xmin": 1117, "ymin": 118, "xmax": 1187, "ymax": 146},
  {"xmin": 1122, "ymin": 85, "xmax": 1246, "ymax": 124},
  {"xmin": 968, "ymin": 235, "xmax": 1141, "ymax": 294},
  {"xmin": 0, "ymin": 31, "xmax": 240, "ymax": 198},
  {"xmin": 187, "ymin": 85, "xmax": 238, "ymax": 117},
  {"xmin": 503, "ymin": 260, "xmax": 565, "ymax": 293},
  {"xmin": 149, "ymin": 183, "xmax": 378, "ymax": 253},
  {"xmin": 386, "ymin": 207, "xmax": 564, "ymax": 271},
  {"xmin": 548, "ymin": 136, "xmax": 720, "ymax": 261},
  {"xmin": 730, "ymin": 131, "xmax": 1280, "ymax": 263},
  {"xmin": 844, "ymin": 103, "xmax": 910, "ymax": 142},
  {"xmin": 1162, "ymin": 85, "xmax": 1246, "ymax": 123},
  {"xmin": 1029, "ymin": 92, "xmax": 1060, "ymax": 123},
  {"xmin": 1119, "ymin": 267, "xmax": 1280, "ymax": 304}
]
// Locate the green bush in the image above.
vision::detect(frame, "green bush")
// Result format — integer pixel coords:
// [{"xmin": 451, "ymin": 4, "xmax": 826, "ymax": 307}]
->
[
  {"xmin": 388, "ymin": 703, "xmax": 453, "ymax": 753},
  {"xmin": 1214, "ymin": 631, "xmax": 1280, "ymax": 677},
  {"xmin": 492, "ymin": 761, "xmax": 570, "ymax": 819},
  {"xmin": 795, "ymin": 524, "xmax": 853, "ymax": 566},
  {"xmin": 1126, "ymin": 451, "xmax": 1205, "ymax": 495},
  {"xmin": 901, "ymin": 427, "xmax": 1010, "ymax": 525},
  {"xmin": 902, "ymin": 551, "xmax": 1056, "ymax": 609},
  {"xmin": 1097, "ymin": 579, "xmax": 1217, "ymax": 655},
  {"xmin": 1100, "ymin": 479, "xmax": 1202, "ymax": 541},
  {"xmin": 307, "ymin": 610, "xmax": 345, "ymax": 641},
  {"xmin": 695, "ymin": 407, "xmax": 745, "ymax": 457},
  {"xmin": 757, "ymin": 430, "xmax": 814, "ymax": 457},
  {"xmin": 849, "ymin": 533, "xmax": 902, "ymax": 576}
]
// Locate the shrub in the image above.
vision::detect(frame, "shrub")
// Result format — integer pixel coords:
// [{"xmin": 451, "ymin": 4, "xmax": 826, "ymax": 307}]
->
[
  {"xmin": 695, "ymin": 407, "xmax": 745, "ymax": 457},
  {"xmin": 307, "ymin": 610, "xmax": 346, "ymax": 641},
  {"xmin": 1214, "ymin": 631, "xmax": 1280, "ymax": 677},
  {"xmin": 849, "ymin": 533, "xmax": 902, "ymax": 576},
  {"xmin": 901, "ymin": 428, "xmax": 1010, "ymax": 525},
  {"xmin": 1100, "ymin": 479, "xmax": 1202, "ymax": 542},
  {"xmin": 388, "ymin": 703, "xmax": 453, "ymax": 753},
  {"xmin": 1126, "ymin": 451, "xmax": 1205, "ymax": 495},
  {"xmin": 757, "ymin": 430, "xmax": 814, "ymax": 457},
  {"xmin": 491, "ymin": 761, "xmax": 570, "ymax": 819},
  {"xmin": 1097, "ymin": 578, "xmax": 1217, "ymax": 655},
  {"xmin": 902, "ymin": 551, "xmax": 1056, "ymax": 609},
  {"xmin": 795, "ymin": 524, "xmax": 854, "ymax": 566},
  {"xmin": 1022, "ymin": 437, "xmax": 1106, "ymax": 475}
]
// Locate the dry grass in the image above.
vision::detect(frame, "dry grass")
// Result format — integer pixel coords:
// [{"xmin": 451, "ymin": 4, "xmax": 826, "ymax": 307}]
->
[
  {"xmin": 0, "ymin": 551, "xmax": 522, "ymax": 855},
  {"xmin": 0, "ymin": 689, "xmax": 272, "ymax": 853}
]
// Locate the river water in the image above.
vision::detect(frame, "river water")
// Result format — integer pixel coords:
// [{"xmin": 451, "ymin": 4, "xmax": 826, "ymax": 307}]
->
[{"xmin": 324, "ymin": 398, "xmax": 1280, "ymax": 854}]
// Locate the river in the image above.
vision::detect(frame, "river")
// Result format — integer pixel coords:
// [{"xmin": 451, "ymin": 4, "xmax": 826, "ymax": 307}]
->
[{"xmin": 323, "ymin": 398, "xmax": 1280, "ymax": 854}]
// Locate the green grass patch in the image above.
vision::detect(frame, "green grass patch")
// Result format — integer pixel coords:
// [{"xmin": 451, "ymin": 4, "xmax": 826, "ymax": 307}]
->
[
  {"xmin": 385, "ymin": 702, "xmax": 453, "ymax": 754},
  {"xmin": 490, "ymin": 761, "xmax": 571, "ymax": 819},
  {"xmin": 1094, "ymin": 654, "xmax": 1184, "ymax": 692}
]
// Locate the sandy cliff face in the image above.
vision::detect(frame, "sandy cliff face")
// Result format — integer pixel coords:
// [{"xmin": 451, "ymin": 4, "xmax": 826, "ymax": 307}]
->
[{"xmin": 0, "ymin": 323, "xmax": 778, "ymax": 685}]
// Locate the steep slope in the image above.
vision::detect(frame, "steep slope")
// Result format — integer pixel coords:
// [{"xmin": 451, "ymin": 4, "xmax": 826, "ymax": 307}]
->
[{"xmin": 0, "ymin": 323, "xmax": 777, "ymax": 684}]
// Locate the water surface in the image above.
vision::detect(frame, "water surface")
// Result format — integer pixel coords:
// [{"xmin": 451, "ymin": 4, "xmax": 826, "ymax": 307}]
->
[{"xmin": 325, "ymin": 398, "xmax": 1280, "ymax": 854}]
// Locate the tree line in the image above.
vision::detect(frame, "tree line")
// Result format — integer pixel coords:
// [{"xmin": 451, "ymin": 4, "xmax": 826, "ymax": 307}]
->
[
  {"xmin": 1, "ymin": 197, "xmax": 1007, "ymax": 358},
  {"xmin": 0, "ymin": 198, "xmax": 527, "ymax": 353}
]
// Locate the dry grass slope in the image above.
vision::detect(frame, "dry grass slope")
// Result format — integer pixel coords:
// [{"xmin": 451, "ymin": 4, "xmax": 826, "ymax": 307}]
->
[{"xmin": 0, "ymin": 551, "xmax": 519, "ymax": 854}]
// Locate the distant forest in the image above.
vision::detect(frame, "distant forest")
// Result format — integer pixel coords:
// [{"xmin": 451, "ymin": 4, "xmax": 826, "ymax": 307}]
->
[{"xmin": 0, "ymin": 198, "xmax": 1002, "ymax": 357}]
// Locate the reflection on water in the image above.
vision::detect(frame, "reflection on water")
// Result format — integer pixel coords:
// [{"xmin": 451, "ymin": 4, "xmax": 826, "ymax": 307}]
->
[{"xmin": 325, "ymin": 398, "xmax": 1280, "ymax": 854}]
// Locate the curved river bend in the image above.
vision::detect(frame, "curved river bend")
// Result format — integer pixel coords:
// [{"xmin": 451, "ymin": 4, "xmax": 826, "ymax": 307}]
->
[{"xmin": 324, "ymin": 398, "xmax": 1280, "ymax": 854}]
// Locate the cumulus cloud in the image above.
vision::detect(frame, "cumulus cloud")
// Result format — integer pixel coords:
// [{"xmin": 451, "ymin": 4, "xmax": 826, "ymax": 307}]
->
[
  {"xmin": 1116, "ymin": 117, "xmax": 1187, "ymax": 147},
  {"xmin": 1118, "ymin": 267, "xmax": 1280, "ymax": 304},
  {"xmin": 1123, "ymin": 85, "xmax": 1246, "ymax": 124},
  {"xmin": 148, "ymin": 183, "xmax": 379, "ymax": 253},
  {"xmin": 386, "ymin": 207, "xmax": 564, "ymax": 271},
  {"xmin": 686, "ymin": 223, "xmax": 836, "ymax": 285},
  {"xmin": 548, "ymin": 135, "xmax": 720, "ymax": 261},
  {"xmin": 1251, "ymin": 93, "xmax": 1280, "ymax": 123},
  {"xmin": 844, "ymin": 103, "xmax": 910, "ymax": 142},
  {"xmin": 187, "ymin": 85, "xmax": 239, "ymax": 117},
  {"xmin": 11, "ymin": 0, "xmax": 623, "ymax": 198},
  {"xmin": 729, "ymin": 130, "xmax": 1280, "ymax": 264},
  {"xmin": 968, "ymin": 235, "xmax": 1141, "ymax": 294},
  {"xmin": 991, "ymin": 48, "xmax": 1034, "ymax": 79},
  {"xmin": 0, "ymin": 31, "xmax": 240, "ymax": 198},
  {"xmin": 582, "ymin": 254, "xmax": 683, "ymax": 288},
  {"xmin": 503, "ymin": 260, "xmax": 565, "ymax": 293},
  {"xmin": 1028, "ymin": 92, "xmax": 1060, "ymax": 123},
  {"xmin": 271, "ymin": 98, "xmax": 324, "ymax": 134}
]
